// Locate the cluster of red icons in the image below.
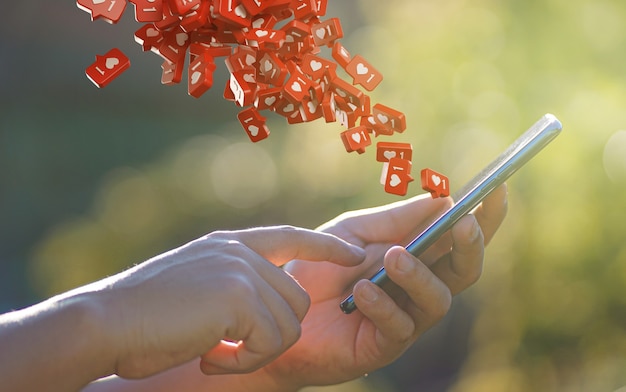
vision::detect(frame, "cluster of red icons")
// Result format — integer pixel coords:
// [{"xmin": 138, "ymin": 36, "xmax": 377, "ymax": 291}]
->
[{"xmin": 77, "ymin": 0, "xmax": 450, "ymax": 197}]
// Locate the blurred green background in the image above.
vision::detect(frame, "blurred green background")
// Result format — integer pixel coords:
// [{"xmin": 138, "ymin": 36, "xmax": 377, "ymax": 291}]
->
[{"xmin": 2, "ymin": 0, "xmax": 626, "ymax": 390}]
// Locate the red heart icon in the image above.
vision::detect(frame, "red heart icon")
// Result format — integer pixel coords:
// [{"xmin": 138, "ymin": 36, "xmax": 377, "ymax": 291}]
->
[
  {"xmin": 85, "ymin": 48, "xmax": 130, "ymax": 88},
  {"xmin": 383, "ymin": 158, "xmax": 414, "ymax": 196},
  {"xmin": 420, "ymin": 168, "xmax": 450, "ymax": 198},
  {"xmin": 77, "ymin": 0, "xmax": 127, "ymax": 23}
]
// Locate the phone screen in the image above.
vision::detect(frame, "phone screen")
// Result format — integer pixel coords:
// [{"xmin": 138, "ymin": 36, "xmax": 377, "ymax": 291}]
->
[{"xmin": 340, "ymin": 113, "xmax": 563, "ymax": 314}]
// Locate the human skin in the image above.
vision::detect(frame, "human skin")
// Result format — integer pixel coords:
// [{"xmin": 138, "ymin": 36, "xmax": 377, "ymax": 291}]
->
[
  {"xmin": 82, "ymin": 184, "xmax": 507, "ymax": 392},
  {"xmin": 0, "ymin": 226, "xmax": 366, "ymax": 392}
]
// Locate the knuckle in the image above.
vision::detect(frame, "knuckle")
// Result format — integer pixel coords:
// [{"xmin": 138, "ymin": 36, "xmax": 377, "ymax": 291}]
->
[
  {"xmin": 216, "ymin": 236, "xmax": 253, "ymax": 261},
  {"xmin": 202, "ymin": 230, "xmax": 232, "ymax": 242},
  {"xmin": 283, "ymin": 322, "xmax": 302, "ymax": 347},
  {"xmin": 466, "ymin": 264, "xmax": 483, "ymax": 286},
  {"xmin": 450, "ymin": 257, "xmax": 483, "ymax": 290},
  {"xmin": 264, "ymin": 331, "xmax": 285, "ymax": 353},
  {"xmin": 395, "ymin": 324, "xmax": 415, "ymax": 343},
  {"xmin": 221, "ymin": 269, "xmax": 257, "ymax": 297},
  {"xmin": 276, "ymin": 224, "xmax": 298, "ymax": 232},
  {"xmin": 292, "ymin": 287, "xmax": 311, "ymax": 316},
  {"xmin": 378, "ymin": 305, "xmax": 399, "ymax": 326},
  {"xmin": 195, "ymin": 231, "xmax": 246, "ymax": 254},
  {"xmin": 275, "ymin": 225, "xmax": 302, "ymax": 240}
]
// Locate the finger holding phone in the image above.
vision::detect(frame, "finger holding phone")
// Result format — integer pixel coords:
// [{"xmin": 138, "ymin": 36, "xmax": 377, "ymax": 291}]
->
[
  {"xmin": 261, "ymin": 114, "xmax": 559, "ymax": 386},
  {"xmin": 258, "ymin": 182, "xmax": 508, "ymax": 388}
]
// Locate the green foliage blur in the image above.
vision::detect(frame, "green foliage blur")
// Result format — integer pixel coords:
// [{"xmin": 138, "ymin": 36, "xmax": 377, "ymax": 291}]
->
[
  {"xmin": 349, "ymin": 0, "xmax": 626, "ymax": 390},
  {"xmin": 3, "ymin": 0, "xmax": 626, "ymax": 390}
]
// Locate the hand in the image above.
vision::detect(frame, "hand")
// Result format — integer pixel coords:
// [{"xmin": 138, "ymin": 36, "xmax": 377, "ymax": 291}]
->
[
  {"xmin": 90, "ymin": 226, "xmax": 365, "ymax": 379},
  {"xmin": 254, "ymin": 185, "xmax": 508, "ymax": 388}
]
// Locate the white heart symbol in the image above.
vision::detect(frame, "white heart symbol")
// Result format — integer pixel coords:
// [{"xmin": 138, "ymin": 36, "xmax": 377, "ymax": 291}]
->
[
  {"xmin": 252, "ymin": 18, "xmax": 265, "ymax": 29},
  {"xmin": 283, "ymin": 103, "xmax": 294, "ymax": 112},
  {"xmin": 351, "ymin": 133, "xmax": 361, "ymax": 143},
  {"xmin": 383, "ymin": 150, "xmax": 396, "ymax": 160},
  {"xmin": 285, "ymin": 35, "xmax": 295, "ymax": 43},
  {"xmin": 245, "ymin": 54, "xmax": 256, "ymax": 66},
  {"xmin": 377, "ymin": 113, "xmax": 389, "ymax": 124},
  {"xmin": 263, "ymin": 59, "xmax": 273, "ymax": 72},
  {"xmin": 264, "ymin": 96, "xmax": 276, "ymax": 106},
  {"xmin": 191, "ymin": 71, "xmax": 201, "ymax": 85},
  {"xmin": 389, "ymin": 174, "xmax": 401, "ymax": 187},
  {"xmin": 431, "ymin": 175, "xmax": 441, "ymax": 186},
  {"xmin": 176, "ymin": 32, "xmax": 188, "ymax": 46},
  {"xmin": 255, "ymin": 30, "xmax": 269, "ymax": 37},
  {"xmin": 307, "ymin": 101, "xmax": 316, "ymax": 113},
  {"xmin": 367, "ymin": 116, "xmax": 376, "ymax": 125},
  {"xmin": 146, "ymin": 27, "xmax": 159, "ymax": 37},
  {"xmin": 92, "ymin": 0, "xmax": 105, "ymax": 4},
  {"xmin": 315, "ymin": 28, "xmax": 326, "ymax": 39},
  {"xmin": 248, "ymin": 125, "xmax": 259, "ymax": 136},
  {"xmin": 291, "ymin": 81, "xmax": 302, "ymax": 92},
  {"xmin": 234, "ymin": 5, "xmax": 247, "ymax": 18},
  {"xmin": 105, "ymin": 57, "xmax": 119, "ymax": 69},
  {"xmin": 310, "ymin": 60, "xmax": 322, "ymax": 72},
  {"xmin": 243, "ymin": 73, "xmax": 255, "ymax": 83},
  {"xmin": 356, "ymin": 63, "xmax": 369, "ymax": 75}
]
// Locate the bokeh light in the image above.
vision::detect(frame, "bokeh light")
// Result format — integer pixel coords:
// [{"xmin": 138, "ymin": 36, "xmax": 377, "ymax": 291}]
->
[
  {"xmin": 604, "ymin": 130, "xmax": 626, "ymax": 184},
  {"xmin": 4, "ymin": 0, "xmax": 626, "ymax": 390},
  {"xmin": 210, "ymin": 141, "xmax": 278, "ymax": 209}
]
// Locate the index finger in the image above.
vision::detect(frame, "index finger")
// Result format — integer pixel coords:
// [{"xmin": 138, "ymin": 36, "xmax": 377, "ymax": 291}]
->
[{"xmin": 222, "ymin": 225, "xmax": 366, "ymax": 267}]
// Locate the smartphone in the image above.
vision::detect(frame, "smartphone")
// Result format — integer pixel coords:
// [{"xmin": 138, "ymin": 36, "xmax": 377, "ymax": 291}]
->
[{"xmin": 340, "ymin": 113, "xmax": 563, "ymax": 314}]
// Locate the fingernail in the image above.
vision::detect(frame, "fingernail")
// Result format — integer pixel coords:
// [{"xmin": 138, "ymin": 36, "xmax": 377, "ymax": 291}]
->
[
  {"xmin": 395, "ymin": 251, "xmax": 415, "ymax": 273},
  {"xmin": 360, "ymin": 282, "xmax": 379, "ymax": 302}
]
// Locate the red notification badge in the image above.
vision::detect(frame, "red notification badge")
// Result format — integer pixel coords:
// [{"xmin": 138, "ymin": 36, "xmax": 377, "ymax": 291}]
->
[
  {"xmin": 371, "ymin": 104, "xmax": 407, "ymax": 136},
  {"xmin": 128, "ymin": 0, "xmax": 163, "ymax": 22},
  {"xmin": 376, "ymin": 142, "xmax": 413, "ymax": 163},
  {"xmin": 170, "ymin": 0, "xmax": 201, "ymax": 15},
  {"xmin": 384, "ymin": 157, "xmax": 414, "ymax": 196},
  {"xmin": 188, "ymin": 54, "xmax": 217, "ymax": 98},
  {"xmin": 77, "ymin": 0, "xmax": 127, "ymax": 23},
  {"xmin": 238, "ymin": 107, "xmax": 270, "ymax": 142},
  {"xmin": 345, "ymin": 55, "xmax": 383, "ymax": 91},
  {"xmin": 135, "ymin": 24, "xmax": 164, "ymax": 52},
  {"xmin": 340, "ymin": 125, "xmax": 371, "ymax": 154},
  {"xmin": 310, "ymin": 18, "xmax": 343, "ymax": 47},
  {"xmin": 420, "ymin": 168, "xmax": 450, "ymax": 198},
  {"xmin": 85, "ymin": 48, "xmax": 131, "ymax": 88},
  {"xmin": 161, "ymin": 59, "xmax": 183, "ymax": 85}
]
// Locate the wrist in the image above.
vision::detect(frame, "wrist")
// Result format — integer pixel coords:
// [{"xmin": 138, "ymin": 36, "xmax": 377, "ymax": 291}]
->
[
  {"xmin": 55, "ymin": 274, "xmax": 132, "ymax": 379},
  {"xmin": 52, "ymin": 290, "xmax": 119, "ymax": 381},
  {"xmin": 0, "ymin": 290, "xmax": 117, "ymax": 391}
]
